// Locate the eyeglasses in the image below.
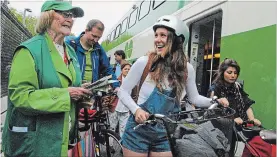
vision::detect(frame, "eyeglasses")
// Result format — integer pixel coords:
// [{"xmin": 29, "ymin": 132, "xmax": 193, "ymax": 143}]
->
[{"xmin": 55, "ymin": 11, "xmax": 75, "ymax": 18}]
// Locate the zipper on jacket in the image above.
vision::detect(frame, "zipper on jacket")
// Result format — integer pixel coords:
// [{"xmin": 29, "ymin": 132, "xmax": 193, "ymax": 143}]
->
[
  {"xmin": 81, "ymin": 56, "xmax": 85, "ymax": 75},
  {"xmin": 92, "ymin": 48, "xmax": 100, "ymax": 71},
  {"xmin": 93, "ymin": 55, "xmax": 95, "ymax": 70}
]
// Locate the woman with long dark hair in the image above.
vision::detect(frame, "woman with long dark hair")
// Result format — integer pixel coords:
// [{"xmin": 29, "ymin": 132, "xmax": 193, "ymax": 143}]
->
[
  {"xmin": 117, "ymin": 15, "xmax": 229, "ymax": 157},
  {"xmin": 208, "ymin": 58, "xmax": 260, "ymax": 125},
  {"xmin": 208, "ymin": 58, "xmax": 272, "ymax": 157}
]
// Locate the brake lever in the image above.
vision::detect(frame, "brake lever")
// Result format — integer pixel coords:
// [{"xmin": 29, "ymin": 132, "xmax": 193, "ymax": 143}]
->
[
  {"xmin": 133, "ymin": 114, "xmax": 157, "ymax": 130},
  {"xmin": 133, "ymin": 120, "xmax": 156, "ymax": 130}
]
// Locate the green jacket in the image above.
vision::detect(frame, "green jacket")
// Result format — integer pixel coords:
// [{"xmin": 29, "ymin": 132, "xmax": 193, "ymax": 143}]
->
[{"xmin": 2, "ymin": 33, "xmax": 82, "ymax": 157}]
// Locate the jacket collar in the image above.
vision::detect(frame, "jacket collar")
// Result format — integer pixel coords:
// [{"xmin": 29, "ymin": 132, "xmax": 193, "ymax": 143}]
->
[{"xmin": 45, "ymin": 33, "xmax": 73, "ymax": 83}]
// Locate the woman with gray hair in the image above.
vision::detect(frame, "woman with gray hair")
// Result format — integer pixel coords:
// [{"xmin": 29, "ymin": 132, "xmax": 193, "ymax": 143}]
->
[{"xmin": 2, "ymin": 1, "xmax": 91, "ymax": 156}]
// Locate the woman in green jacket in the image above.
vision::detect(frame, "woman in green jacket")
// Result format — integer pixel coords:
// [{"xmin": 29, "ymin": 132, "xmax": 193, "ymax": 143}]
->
[{"xmin": 2, "ymin": 1, "xmax": 91, "ymax": 156}]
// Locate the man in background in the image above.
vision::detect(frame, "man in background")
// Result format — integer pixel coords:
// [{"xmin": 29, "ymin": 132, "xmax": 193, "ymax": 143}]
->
[
  {"xmin": 114, "ymin": 50, "xmax": 128, "ymax": 78},
  {"xmin": 66, "ymin": 19, "xmax": 119, "ymax": 88}
]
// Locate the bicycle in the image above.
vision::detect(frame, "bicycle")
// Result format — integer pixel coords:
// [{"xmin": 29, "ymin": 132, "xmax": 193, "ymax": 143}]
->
[
  {"xmin": 78, "ymin": 75, "xmax": 123, "ymax": 157},
  {"xmin": 134, "ymin": 98, "xmax": 236, "ymax": 157},
  {"xmin": 232, "ymin": 120, "xmax": 276, "ymax": 157}
]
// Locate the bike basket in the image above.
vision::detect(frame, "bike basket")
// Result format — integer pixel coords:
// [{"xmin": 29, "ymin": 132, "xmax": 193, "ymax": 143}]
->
[
  {"xmin": 168, "ymin": 107, "xmax": 235, "ymax": 157},
  {"xmin": 174, "ymin": 121, "xmax": 231, "ymax": 157}
]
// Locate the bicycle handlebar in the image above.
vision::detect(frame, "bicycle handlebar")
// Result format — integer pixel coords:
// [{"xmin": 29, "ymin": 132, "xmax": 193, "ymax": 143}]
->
[
  {"xmin": 208, "ymin": 96, "xmax": 219, "ymax": 109},
  {"xmin": 133, "ymin": 105, "xmax": 236, "ymax": 130},
  {"xmin": 133, "ymin": 114, "xmax": 175, "ymax": 130}
]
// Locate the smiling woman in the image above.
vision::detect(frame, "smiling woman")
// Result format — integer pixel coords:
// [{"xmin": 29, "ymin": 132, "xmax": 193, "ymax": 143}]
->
[
  {"xmin": 1, "ymin": 1, "xmax": 92, "ymax": 157},
  {"xmin": 50, "ymin": 10, "xmax": 74, "ymax": 39},
  {"xmin": 117, "ymin": 15, "xmax": 230, "ymax": 157}
]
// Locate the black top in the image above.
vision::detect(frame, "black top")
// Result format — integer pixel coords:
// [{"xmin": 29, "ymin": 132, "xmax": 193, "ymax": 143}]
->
[{"xmin": 207, "ymin": 82, "xmax": 255, "ymax": 121}]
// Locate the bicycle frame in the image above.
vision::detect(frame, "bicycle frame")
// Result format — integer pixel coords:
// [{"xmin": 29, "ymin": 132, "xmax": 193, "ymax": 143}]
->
[
  {"xmin": 90, "ymin": 92, "xmax": 113, "ymax": 157},
  {"xmin": 234, "ymin": 121, "xmax": 276, "ymax": 157},
  {"xmin": 79, "ymin": 76, "xmax": 122, "ymax": 157}
]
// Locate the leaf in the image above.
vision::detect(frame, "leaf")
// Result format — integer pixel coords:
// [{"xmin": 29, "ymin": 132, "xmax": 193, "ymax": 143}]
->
[{"xmin": 10, "ymin": 7, "xmax": 37, "ymax": 36}]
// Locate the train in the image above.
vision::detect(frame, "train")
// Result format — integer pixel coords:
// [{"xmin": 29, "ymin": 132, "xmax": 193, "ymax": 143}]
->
[{"xmin": 101, "ymin": 0, "xmax": 276, "ymax": 129}]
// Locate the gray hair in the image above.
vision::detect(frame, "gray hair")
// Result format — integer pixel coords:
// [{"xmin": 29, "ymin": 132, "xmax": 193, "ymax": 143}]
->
[
  {"xmin": 86, "ymin": 19, "xmax": 105, "ymax": 32},
  {"xmin": 35, "ymin": 10, "xmax": 55, "ymax": 34}
]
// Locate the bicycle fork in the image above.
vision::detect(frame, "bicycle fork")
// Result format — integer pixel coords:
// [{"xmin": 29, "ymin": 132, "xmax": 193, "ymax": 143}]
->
[{"xmin": 163, "ymin": 120, "xmax": 178, "ymax": 157}]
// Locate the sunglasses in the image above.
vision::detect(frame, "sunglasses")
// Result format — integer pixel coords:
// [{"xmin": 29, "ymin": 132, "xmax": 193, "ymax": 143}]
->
[{"xmin": 55, "ymin": 10, "xmax": 75, "ymax": 18}]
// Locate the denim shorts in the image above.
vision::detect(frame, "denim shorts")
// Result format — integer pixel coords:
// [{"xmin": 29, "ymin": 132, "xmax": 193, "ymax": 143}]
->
[{"xmin": 121, "ymin": 115, "xmax": 171, "ymax": 153}]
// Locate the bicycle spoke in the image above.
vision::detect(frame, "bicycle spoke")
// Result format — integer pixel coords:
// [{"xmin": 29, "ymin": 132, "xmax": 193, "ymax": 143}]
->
[{"xmin": 99, "ymin": 131, "xmax": 123, "ymax": 157}]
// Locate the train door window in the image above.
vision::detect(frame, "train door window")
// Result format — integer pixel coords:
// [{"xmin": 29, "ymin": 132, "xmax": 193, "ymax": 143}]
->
[
  {"xmin": 114, "ymin": 24, "xmax": 121, "ymax": 39},
  {"xmin": 107, "ymin": 34, "xmax": 111, "ymax": 43},
  {"xmin": 153, "ymin": 0, "xmax": 166, "ymax": 10},
  {"xmin": 121, "ymin": 17, "xmax": 128, "ymax": 34},
  {"xmin": 188, "ymin": 11, "xmax": 222, "ymax": 96},
  {"xmin": 110, "ymin": 30, "xmax": 115, "ymax": 41},
  {"xmin": 129, "ymin": 8, "xmax": 138, "ymax": 28},
  {"xmin": 138, "ymin": 0, "xmax": 151, "ymax": 21}
]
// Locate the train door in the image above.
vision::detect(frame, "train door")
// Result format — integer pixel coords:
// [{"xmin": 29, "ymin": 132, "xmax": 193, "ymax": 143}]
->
[{"xmin": 189, "ymin": 11, "xmax": 222, "ymax": 96}]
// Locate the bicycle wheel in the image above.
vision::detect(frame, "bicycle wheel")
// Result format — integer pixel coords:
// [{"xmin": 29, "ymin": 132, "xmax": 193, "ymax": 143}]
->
[{"xmin": 99, "ymin": 129, "xmax": 123, "ymax": 157}]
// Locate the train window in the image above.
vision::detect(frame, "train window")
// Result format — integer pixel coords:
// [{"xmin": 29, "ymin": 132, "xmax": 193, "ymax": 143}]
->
[
  {"xmin": 128, "ymin": 8, "xmax": 138, "ymax": 28},
  {"xmin": 121, "ymin": 17, "xmax": 128, "ymax": 34},
  {"xmin": 153, "ymin": 0, "xmax": 166, "ymax": 10},
  {"xmin": 107, "ymin": 34, "xmax": 111, "ymax": 43},
  {"xmin": 114, "ymin": 24, "xmax": 121, "ymax": 39},
  {"xmin": 110, "ymin": 30, "xmax": 115, "ymax": 41},
  {"xmin": 138, "ymin": 0, "xmax": 151, "ymax": 21}
]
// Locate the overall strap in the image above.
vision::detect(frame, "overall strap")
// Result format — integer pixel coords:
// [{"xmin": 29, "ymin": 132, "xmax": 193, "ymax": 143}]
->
[{"xmin": 135, "ymin": 53, "xmax": 155, "ymax": 102}]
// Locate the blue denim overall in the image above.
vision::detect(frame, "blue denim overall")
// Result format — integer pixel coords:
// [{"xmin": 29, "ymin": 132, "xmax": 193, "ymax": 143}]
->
[{"xmin": 121, "ymin": 87, "xmax": 180, "ymax": 153}]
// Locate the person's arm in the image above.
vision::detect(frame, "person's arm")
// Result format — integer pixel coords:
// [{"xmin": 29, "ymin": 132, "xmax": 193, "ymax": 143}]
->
[
  {"xmin": 8, "ymin": 48, "xmax": 72, "ymax": 116},
  {"xmin": 246, "ymin": 107, "xmax": 255, "ymax": 120},
  {"xmin": 246, "ymin": 107, "xmax": 261, "ymax": 125},
  {"xmin": 98, "ymin": 46, "xmax": 120, "ymax": 88},
  {"xmin": 185, "ymin": 63, "xmax": 212, "ymax": 107},
  {"xmin": 117, "ymin": 56, "xmax": 148, "ymax": 114}
]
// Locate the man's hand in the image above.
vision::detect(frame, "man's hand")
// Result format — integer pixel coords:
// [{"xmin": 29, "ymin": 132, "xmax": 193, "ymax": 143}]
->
[{"xmin": 81, "ymin": 82, "xmax": 91, "ymax": 89}]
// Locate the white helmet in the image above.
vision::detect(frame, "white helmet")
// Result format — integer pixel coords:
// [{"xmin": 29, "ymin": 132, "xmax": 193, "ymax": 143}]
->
[{"xmin": 153, "ymin": 15, "xmax": 190, "ymax": 46}]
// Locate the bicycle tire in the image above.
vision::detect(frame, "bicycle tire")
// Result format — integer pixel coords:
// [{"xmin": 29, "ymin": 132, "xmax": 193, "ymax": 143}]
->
[{"xmin": 99, "ymin": 129, "xmax": 123, "ymax": 157}]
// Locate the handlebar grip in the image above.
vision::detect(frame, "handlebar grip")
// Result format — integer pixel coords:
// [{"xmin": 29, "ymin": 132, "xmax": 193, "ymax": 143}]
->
[
  {"xmin": 208, "ymin": 96, "xmax": 219, "ymax": 109},
  {"xmin": 208, "ymin": 103, "xmax": 218, "ymax": 109}
]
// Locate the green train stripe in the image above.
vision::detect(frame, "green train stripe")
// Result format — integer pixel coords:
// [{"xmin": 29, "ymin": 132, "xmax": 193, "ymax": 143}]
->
[{"xmin": 221, "ymin": 24, "xmax": 276, "ymax": 129}]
